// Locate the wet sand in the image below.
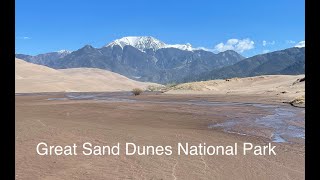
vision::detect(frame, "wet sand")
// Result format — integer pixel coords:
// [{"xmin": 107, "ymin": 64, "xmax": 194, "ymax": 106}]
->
[{"xmin": 16, "ymin": 93, "xmax": 305, "ymax": 179}]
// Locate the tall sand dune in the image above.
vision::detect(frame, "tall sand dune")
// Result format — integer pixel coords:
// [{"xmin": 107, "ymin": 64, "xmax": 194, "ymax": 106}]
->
[
  {"xmin": 15, "ymin": 58, "xmax": 158, "ymax": 93},
  {"xmin": 166, "ymin": 75, "xmax": 305, "ymax": 106}
]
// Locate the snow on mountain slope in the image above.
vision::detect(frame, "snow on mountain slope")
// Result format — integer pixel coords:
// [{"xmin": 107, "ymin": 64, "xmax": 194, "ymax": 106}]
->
[
  {"xmin": 105, "ymin": 36, "xmax": 199, "ymax": 52},
  {"xmin": 106, "ymin": 36, "xmax": 166, "ymax": 51},
  {"xmin": 57, "ymin": 50, "xmax": 72, "ymax": 54}
]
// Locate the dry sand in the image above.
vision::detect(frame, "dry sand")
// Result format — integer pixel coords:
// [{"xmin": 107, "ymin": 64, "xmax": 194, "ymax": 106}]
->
[
  {"xmin": 15, "ymin": 59, "xmax": 305, "ymax": 179},
  {"xmin": 15, "ymin": 58, "xmax": 158, "ymax": 93},
  {"xmin": 15, "ymin": 58, "xmax": 304, "ymax": 107},
  {"xmin": 16, "ymin": 93, "xmax": 304, "ymax": 180},
  {"xmin": 166, "ymin": 75, "xmax": 305, "ymax": 107}
]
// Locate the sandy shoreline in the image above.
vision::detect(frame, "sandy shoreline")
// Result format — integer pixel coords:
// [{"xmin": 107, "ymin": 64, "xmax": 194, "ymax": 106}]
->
[{"xmin": 16, "ymin": 93, "xmax": 304, "ymax": 179}]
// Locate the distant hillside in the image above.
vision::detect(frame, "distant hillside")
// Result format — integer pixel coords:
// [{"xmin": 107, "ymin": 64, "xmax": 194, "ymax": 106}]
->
[
  {"xmin": 183, "ymin": 47, "xmax": 305, "ymax": 82},
  {"xmin": 16, "ymin": 37, "xmax": 304, "ymax": 84},
  {"xmin": 16, "ymin": 36, "xmax": 245, "ymax": 84}
]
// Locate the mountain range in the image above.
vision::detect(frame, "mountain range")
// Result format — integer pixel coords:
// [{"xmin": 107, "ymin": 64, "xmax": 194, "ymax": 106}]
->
[
  {"xmin": 15, "ymin": 36, "xmax": 305, "ymax": 84},
  {"xmin": 183, "ymin": 47, "xmax": 305, "ymax": 82}
]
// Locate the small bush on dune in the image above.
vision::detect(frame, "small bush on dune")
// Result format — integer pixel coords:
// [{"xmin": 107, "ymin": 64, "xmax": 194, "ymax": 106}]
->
[
  {"xmin": 132, "ymin": 88, "xmax": 143, "ymax": 96},
  {"xmin": 157, "ymin": 82, "xmax": 177, "ymax": 92},
  {"xmin": 165, "ymin": 83, "xmax": 177, "ymax": 88},
  {"xmin": 146, "ymin": 85, "xmax": 157, "ymax": 92},
  {"xmin": 147, "ymin": 85, "xmax": 167, "ymax": 92}
]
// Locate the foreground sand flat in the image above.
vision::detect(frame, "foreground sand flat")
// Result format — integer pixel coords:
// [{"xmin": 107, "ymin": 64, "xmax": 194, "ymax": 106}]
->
[{"xmin": 16, "ymin": 93, "xmax": 304, "ymax": 179}]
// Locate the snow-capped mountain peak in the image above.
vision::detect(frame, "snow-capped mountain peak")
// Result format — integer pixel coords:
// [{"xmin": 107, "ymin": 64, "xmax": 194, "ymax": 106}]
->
[
  {"xmin": 105, "ymin": 36, "xmax": 196, "ymax": 52},
  {"xmin": 106, "ymin": 36, "xmax": 166, "ymax": 51},
  {"xmin": 57, "ymin": 50, "xmax": 72, "ymax": 54}
]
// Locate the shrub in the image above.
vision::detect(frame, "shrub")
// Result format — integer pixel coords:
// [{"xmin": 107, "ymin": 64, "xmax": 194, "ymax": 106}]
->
[
  {"xmin": 165, "ymin": 83, "xmax": 177, "ymax": 88},
  {"xmin": 132, "ymin": 88, "xmax": 143, "ymax": 96},
  {"xmin": 146, "ymin": 85, "xmax": 157, "ymax": 92}
]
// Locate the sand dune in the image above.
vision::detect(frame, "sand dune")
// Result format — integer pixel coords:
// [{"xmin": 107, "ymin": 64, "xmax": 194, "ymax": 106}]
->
[
  {"xmin": 16, "ymin": 58, "xmax": 305, "ymax": 106},
  {"xmin": 166, "ymin": 75, "xmax": 305, "ymax": 106},
  {"xmin": 15, "ymin": 58, "xmax": 158, "ymax": 93},
  {"xmin": 16, "ymin": 60, "xmax": 305, "ymax": 179}
]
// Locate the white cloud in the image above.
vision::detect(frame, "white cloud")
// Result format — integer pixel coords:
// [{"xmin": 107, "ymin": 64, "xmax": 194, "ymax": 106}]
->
[
  {"xmin": 262, "ymin": 40, "xmax": 267, "ymax": 46},
  {"xmin": 262, "ymin": 49, "xmax": 270, "ymax": 53},
  {"xmin": 295, "ymin": 41, "xmax": 305, "ymax": 48},
  {"xmin": 193, "ymin": 47, "xmax": 213, "ymax": 51},
  {"xmin": 214, "ymin": 38, "xmax": 255, "ymax": 53},
  {"xmin": 214, "ymin": 43, "xmax": 233, "ymax": 52},
  {"xmin": 227, "ymin": 39, "xmax": 239, "ymax": 45},
  {"xmin": 16, "ymin": 36, "xmax": 31, "ymax": 40},
  {"xmin": 286, "ymin": 40, "xmax": 296, "ymax": 44},
  {"xmin": 262, "ymin": 40, "xmax": 275, "ymax": 46}
]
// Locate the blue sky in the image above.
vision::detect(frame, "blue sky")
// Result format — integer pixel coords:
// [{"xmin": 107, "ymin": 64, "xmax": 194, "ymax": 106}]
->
[{"xmin": 16, "ymin": 0, "xmax": 305, "ymax": 57}]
